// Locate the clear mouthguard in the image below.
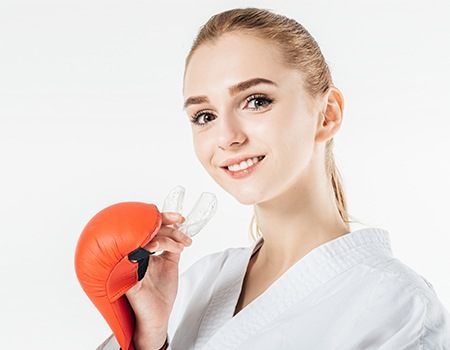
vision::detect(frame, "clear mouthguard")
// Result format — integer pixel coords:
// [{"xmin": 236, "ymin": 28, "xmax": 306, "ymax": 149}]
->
[{"xmin": 162, "ymin": 185, "xmax": 218, "ymax": 238}]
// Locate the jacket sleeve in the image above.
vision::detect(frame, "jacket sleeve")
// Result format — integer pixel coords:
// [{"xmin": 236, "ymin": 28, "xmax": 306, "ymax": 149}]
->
[
  {"xmin": 341, "ymin": 273, "xmax": 450, "ymax": 350},
  {"xmin": 96, "ymin": 333, "xmax": 119, "ymax": 350},
  {"xmin": 420, "ymin": 279, "xmax": 450, "ymax": 349}
]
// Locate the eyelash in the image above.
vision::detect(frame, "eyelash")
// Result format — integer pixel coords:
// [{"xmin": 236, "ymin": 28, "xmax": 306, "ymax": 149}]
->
[{"xmin": 189, "ymin": 94, "xmax": 274, "ymax": 127}]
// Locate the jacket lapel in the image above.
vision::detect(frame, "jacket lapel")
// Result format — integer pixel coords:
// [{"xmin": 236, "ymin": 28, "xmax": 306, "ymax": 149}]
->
[
  {"xmin": 194, "ymin": 237, "xmax": 263, "ymax": 349},
  {"xmin": 201, "ymin": 228, "xmax": 392, "ymax": 349}
]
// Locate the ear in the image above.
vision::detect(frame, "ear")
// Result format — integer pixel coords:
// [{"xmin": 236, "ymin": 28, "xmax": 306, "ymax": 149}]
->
[{"xmin": 315, "ymin": 86, "xmax": 344, "ymax": 143}]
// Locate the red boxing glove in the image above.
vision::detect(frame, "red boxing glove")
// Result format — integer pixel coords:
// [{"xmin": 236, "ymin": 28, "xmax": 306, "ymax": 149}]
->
[{"xmin": 74, "ymin": 202, "xmax": 162, "ymax": 350}]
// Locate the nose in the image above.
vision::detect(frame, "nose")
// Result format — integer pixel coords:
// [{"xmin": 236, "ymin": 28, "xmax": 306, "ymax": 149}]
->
[{"xmin": 217, "ymin": 112, "xmax": 247, "ymax": 150}]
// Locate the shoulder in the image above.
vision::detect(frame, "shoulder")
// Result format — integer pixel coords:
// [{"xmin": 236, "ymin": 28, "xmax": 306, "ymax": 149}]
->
[
  {"xmin": 362, "ymin": 256, "xmax": 443, "ymax": 303},
  {"xmin": 359, "ymin": 257, "xmax": 450, "ymax": 348}
]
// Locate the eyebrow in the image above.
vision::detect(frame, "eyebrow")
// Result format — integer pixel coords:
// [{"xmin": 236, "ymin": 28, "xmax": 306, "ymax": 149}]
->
[{"xmin": 183, "ymin": 77, "xmax": 278, "ymax": 110}]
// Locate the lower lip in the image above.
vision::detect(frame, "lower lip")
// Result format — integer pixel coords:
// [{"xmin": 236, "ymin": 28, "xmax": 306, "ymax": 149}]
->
[{"xmin": 222, "ymin": 157, "xmax": 265, "ymax": 179}]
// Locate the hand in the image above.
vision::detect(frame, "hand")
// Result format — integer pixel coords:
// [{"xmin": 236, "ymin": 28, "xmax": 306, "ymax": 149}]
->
[{"xmin": 125, "ymin": 211, "xmax": 192, "ymax": 331}]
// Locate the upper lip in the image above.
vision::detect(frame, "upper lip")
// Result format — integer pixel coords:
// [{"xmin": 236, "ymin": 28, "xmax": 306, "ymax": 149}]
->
[{"xmin": 219, "ymin": 154, "xmax": 265, "ymax": 167}]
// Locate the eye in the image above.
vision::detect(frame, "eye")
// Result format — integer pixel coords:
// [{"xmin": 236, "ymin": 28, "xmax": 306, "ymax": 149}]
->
[
  {"xmin": 189, "ymin": 94, "xmax": 274, "ymax": 127},
  {"xmin": 245, "ymin": 94, "xmax": 273, "ymax": 110},
  {"xmin": 189, "ymin": 111, "xmax": 216, "ymax": 127}
]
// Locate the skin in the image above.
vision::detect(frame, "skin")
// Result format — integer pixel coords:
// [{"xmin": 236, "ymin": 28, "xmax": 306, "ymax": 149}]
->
[
  {"xmin": 125, "ymin": 212, "xmax": 191, "ymax": 349},
  {"xmin": 183, "ymin": 32, "xmax": 350, "ymax": 312}
]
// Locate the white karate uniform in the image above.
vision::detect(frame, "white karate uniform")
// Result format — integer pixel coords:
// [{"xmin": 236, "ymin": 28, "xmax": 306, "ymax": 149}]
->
[{"xmin": 97, "ymin": 227, "xmax": 450, "ymax": 349}]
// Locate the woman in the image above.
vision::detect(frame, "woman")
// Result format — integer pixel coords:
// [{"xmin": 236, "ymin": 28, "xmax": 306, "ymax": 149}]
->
[{"xmin": 98, "ymin": 7, "xmax": 450, "ymax": 350}]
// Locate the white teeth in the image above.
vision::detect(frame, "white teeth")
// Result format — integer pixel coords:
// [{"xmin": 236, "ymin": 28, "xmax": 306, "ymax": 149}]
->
[{"xmin": 227, "ymin": 156, "xmax": 263, "ymax": 172}]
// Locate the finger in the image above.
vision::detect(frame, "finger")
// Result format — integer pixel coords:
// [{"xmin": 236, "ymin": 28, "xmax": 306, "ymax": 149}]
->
[
  {"xmin": 172, "ymin": 229, "xmax": 193, "ymax": 246},
  {"xmin": 161, "ymin": 211, "xmax": 185, "ymax": 226},
  {"xmin": 153, "ymin": 226, "xmax": 193, "ymax": 246},
  {"xmin": 144, "ymin": 236, "xmax": 185, "ymax": 254},
  {"xmin": 157, "ymin": 229, "xmax": 192, "ymax": 247}
]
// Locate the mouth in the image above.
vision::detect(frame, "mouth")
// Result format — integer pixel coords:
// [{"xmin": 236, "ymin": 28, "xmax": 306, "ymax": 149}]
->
[
  {"xmin": 220, "ymin": 155, "xmax": 265, "ymax": 169},
  {"xmin": 220, "ymin": 155, "xmax": 266, "ymax": 179}
]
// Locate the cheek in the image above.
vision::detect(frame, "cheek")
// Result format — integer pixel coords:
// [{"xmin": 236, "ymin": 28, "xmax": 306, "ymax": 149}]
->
[
  {"xmin": 275, "ymin": 108, "xmax": 316, "ymax": 161},
  {"xmin": 192, "ymin": 136, "xmax": 203, "ymax": 161},
  {"xmin": 192, "ymin": 134, "xmax": 213, "ymax": 168}
]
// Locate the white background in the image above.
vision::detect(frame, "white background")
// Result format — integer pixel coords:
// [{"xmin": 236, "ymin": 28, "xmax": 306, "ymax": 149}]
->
[{"xmin": 0, "ymin": 1, "xmax": 449, "ymax": 348}]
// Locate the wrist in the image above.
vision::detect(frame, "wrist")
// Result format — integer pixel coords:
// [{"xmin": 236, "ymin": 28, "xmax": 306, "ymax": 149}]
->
[
  {"xmin": 134, "ymin": 322, "xmax": 168, "ymax": 350},
  {"xmin": 156, "ymin": 335, "xmax": 169, "ymax": 350}
]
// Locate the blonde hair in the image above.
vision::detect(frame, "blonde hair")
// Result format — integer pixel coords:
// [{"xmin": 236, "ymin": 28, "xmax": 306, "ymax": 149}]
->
[{"xmin": 184, "ymin": 7, "xmax": 364, "ymax": 241}]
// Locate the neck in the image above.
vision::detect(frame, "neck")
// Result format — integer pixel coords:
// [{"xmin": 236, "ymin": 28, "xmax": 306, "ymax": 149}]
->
[{"xmin": 252, "ymin": 158, "xmax": 349, "ymax": 277}]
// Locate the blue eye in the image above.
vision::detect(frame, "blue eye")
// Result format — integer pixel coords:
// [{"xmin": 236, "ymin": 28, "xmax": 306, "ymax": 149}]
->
[{"xmin": 189, "ymin": 94, "xmax": 273, "ymax": 127}]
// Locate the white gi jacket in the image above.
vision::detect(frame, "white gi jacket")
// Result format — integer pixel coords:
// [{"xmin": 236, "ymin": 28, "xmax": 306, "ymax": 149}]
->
[{"xmin": 97, "ymin": 227, "xmax": 450, "ymax": 349}]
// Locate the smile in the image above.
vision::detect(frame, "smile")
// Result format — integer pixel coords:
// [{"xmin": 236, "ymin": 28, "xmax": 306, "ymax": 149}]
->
[{"xmin": 221, "ymin": 155, "xmax": 265, "ymax": 179}]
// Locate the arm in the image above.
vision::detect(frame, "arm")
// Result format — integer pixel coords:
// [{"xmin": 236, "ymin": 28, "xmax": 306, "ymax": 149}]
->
[
  {"xmin": 96, "ymin": 333, "xmax": 170, "ymax": 350},
  {"xmin": 132, "ymin": 320, "xmax": 168, "ymax": 350}
]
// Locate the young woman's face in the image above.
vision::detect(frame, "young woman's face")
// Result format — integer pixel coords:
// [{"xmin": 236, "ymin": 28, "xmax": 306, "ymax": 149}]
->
[{"xmin": 183, "ymin": 33, "xmax": 321, "ymax": 205}]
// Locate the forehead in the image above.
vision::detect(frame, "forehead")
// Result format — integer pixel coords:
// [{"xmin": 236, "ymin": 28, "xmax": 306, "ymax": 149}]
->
[{"xmin": 183, "ymin": 33, "xmax": 291, "ymax": 98}]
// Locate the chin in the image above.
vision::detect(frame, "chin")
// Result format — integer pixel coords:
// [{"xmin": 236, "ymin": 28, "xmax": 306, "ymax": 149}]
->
[
  {"xmin": 212, "ymin": 171, "xmax": 265, "ymax": 205},
  {"xmin": 228, "ymin": 188, "xmax": 263, "ymax": 206},
  {"xmin": 234, "ymin": 197, "xmax": 259, "ymax": 206}
]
